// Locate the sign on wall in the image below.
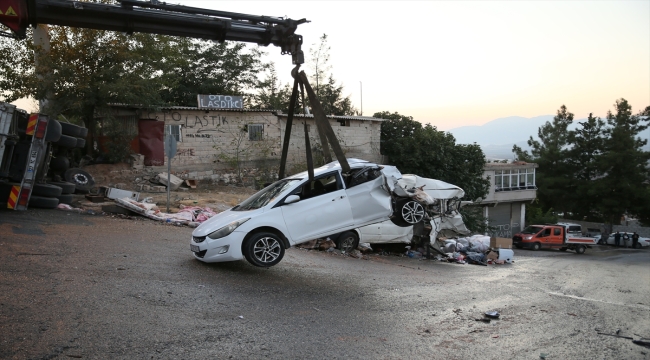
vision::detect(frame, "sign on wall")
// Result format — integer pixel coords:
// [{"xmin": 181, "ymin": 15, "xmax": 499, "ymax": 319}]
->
[{"xmin": 197, "ymin": 95, "xmax": 243, "ymax": 109}]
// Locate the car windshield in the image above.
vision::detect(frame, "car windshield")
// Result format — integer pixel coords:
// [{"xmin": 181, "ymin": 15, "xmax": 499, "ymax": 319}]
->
[
  {"xmin": 522, "ymin": 226, "xmax": 543, "ymax": 234},
  {"xmin": 232, "ymin": 179, "xmax": 300, "ymax": 211}
]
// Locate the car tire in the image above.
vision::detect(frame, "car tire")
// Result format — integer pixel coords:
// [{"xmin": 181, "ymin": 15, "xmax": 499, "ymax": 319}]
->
[
  {"xmin": 48, "ymin": 181, "xmax": 76, "ymax": 194},
  {"xmin": 336, "ymin": 231, "xmax": 359, "ymax": 253},
  {"xmin": 59, "ymin": 122, "xmax": 83, "ymax": 137},
  {"xmin": 395, "ymin": 198, "xmax": 425, "ymax": 225},
  {"xmin": 32, "ymin": 183, "xmax": 63, "ymax": 198},
  {"xmin": 532, "ymin": 242, "xmax": 541, "ymax": 251},
  {"xmin": 634, "ymin": 243, "xmax": 642, "ymax": 249},
  {"xmin": 54, "ymin": 134, "xmax": 78, "ymax": 148},
  {"xmin": 64, "ymin": 168, "xmax": 95, "ymax": 193},
  {"xmin": 575, "ymin": 245, "xmax": 586, "ymax": 254},
  {"xmin": 29, "ymin": 195, "xmax": 59, "ymax": 209},
  {"xmin": 242, "ymin": 232, "xmax": 285, "ymax": 267},
  {"xmin": 44, "ymin": 119, "xmax": 62, "ymax": 142}
]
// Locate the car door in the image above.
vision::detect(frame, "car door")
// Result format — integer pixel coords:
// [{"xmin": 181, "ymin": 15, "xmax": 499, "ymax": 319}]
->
[
  {"xmin": 551, "ymin": 227, "xmax": 563, "ymax": 246},
  {"xmin": 280, "ymin": 171, "xmax": 354, "ymax": 244},
  {"xmin": 344, "ymin": 166, "xmax": 392, "ymax": 228}
]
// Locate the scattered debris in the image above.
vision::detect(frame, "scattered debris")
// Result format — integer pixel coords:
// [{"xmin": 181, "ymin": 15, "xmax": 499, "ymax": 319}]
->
[
  {"xmin": 484, "ymin": 311, "xmax": 500, "ymax": 319},
  {"xmin": 475, "ymin": 318, "xmax": 491, "ymax": 323}
]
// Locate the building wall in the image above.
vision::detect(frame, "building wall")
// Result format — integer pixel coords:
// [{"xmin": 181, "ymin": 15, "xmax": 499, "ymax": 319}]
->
[
  {"xmin": 104, "ymin": 108, "xmax": 383, "ymax": 183},
  {"xmin": 485, "ymin": 202, "xmax": 524, "ymax": 238}
]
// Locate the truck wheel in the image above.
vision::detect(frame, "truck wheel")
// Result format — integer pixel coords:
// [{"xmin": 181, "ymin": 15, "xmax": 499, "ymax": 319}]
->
[
  {"xmin": 78, "ymin": 127, "xmax": 88, "ymax": 138},
  {"xmin": 76, "ymin": 138, "xmax": 86, "ymax": 148},
  {"xmin": 575, "ymin": 245, "xmax": 586, "ymax": 254},
  {"xmin": 32, "ymin": 183, "xmax": 63, "ymax": 198},
  {"xmin": 49, "ymin": 156, "xmax": 70, "ymax": 172},
  {"xmin": 532, "ymin": 242, "xmax": 541, "ymax": 251},
  {"xmin": 335, "ymin": 231, "xmax": 359, "ymax": 253},
  {"xmin": 44, "ymin": 119, "xmax": 62, "ymax": 142},
  {"xmin": 54, "ymin": 134, "xmax": 78, "ymax": 148},
  {"xmin": 59, "ymin": 122, "xmax": 83, "ymax": 137},
  {"xmin": 48, "ymin": 181, "xmax": 76, "ymax": 194},
  {"xmin": 29, "ymin": 195, "xmax": 59, "ymax": 209},
  {"xmin": 64, "ymin": 168, "xmax": 95, "ymax": 193},
  {"xmin": 56, "ymin": 193, "xmax": 74, "ymax": 205}
]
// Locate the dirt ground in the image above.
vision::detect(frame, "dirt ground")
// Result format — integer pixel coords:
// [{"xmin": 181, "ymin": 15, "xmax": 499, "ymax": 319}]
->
[{"xmin": 81, "ymin": 163, "xmax": 257, "ymax": 213}]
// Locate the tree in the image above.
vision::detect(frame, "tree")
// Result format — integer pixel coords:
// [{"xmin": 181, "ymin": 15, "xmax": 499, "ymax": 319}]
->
[
  {"xmin": 0, "ymin": 25, "xmax": 177, "ymax": 155},
  {"xmin": 159, "ymin": 40, "xmax": 267, "ymax": 107},
  {"xmin": 593, "ymin": 99, "xmax": 650, "ymax": 225},
  {"xmin": 306, "ymin": 34, "xmax": 356, "ymax": 115},
  {"xmin": 251, "ymin": 63, "xmax": 293, "ymax": 112},
  {"xmin": 512, "ymin": 105, "xmax": 575, "ymax": 215},
  {"xmin": 377, "ymin": 111, "xmax": 491, "ymax": 233},
  {"xmin": 565, "ymin": 113, "xmax": 606, "ymax": 220}
]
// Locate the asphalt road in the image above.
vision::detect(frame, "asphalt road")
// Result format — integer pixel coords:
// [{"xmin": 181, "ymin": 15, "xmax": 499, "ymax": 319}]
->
[{"xmin": 1, "ymin": 209, "xmax": 649, "ymax": 359}]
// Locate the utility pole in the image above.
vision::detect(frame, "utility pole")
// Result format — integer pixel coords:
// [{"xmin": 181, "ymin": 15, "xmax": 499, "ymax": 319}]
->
[{"xmin": 359, "ymin": 81, "xmax": 363, "ymax": 116}]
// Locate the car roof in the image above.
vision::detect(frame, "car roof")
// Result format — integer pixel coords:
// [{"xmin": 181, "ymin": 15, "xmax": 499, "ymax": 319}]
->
[{"xmin": 288, "ymin": 158, "xmax": 376, "ymax": 179}]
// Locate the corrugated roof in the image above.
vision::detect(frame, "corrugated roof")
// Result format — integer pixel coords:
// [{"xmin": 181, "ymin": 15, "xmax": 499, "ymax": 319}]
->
[{"xmin": 275, "ymin": 112, "xmax": 385, "ymax": 121}]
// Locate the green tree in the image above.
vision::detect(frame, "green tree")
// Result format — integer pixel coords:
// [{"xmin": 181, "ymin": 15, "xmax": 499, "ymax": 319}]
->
[
  {"xmin": 377, "ymin": 112, "xmax": 490, "ymax": 233},
  {"xmin": 252, "ymin": 63, "xmax": 293, "ymax": 112},
  {"xmin": 566, "ymin": 113, "xmax": 606, "ymax": 220},
  {"xmin": 0, "ymin": 25, "xmax": 176, "ymax": 155},
  {"xmin": 160, "ymin": 40, "xmax": 267, "ymax": 107},
  {"xmin": 512, "ymin": 105, "xmax": 575, "ymax": 215},
  {"xmin": 306, "ymin": 34, "xmax": 356, "ymax": 115},
  {"xmin": 593, "ymin": 99, "xmax": 650, "ymax": 225}
]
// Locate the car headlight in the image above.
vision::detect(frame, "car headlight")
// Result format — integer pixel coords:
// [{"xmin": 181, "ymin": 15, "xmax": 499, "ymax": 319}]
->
[
  {"xmin": 524, "ymin": 236, "xmax": 532, "ymax": 240},
  {"xmin": 208, "ymin": 218, "xmax": 250, "ymax": 240}
]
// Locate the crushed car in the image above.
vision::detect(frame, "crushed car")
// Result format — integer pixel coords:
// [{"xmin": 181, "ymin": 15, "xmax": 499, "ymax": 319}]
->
[{"xmin": 190, "ymin": 158, "xmax": 469, "ymax": 267}]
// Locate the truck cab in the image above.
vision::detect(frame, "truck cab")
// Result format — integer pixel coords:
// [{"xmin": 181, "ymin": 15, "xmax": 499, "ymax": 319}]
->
[{"xmin": 513, "ymin": 224, "xmax": 595, "ymax": 254}]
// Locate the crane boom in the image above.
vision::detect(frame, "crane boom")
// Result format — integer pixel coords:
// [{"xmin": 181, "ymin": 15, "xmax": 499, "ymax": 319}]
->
[{"xmin": 0, "ymin": 0, "xmax": 306, "ymax": 64}]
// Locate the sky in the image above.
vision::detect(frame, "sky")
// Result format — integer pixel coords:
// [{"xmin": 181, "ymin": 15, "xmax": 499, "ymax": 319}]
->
[{"xmin": 11, "ymin": 0, "xmax": 650, "ymax": 131}]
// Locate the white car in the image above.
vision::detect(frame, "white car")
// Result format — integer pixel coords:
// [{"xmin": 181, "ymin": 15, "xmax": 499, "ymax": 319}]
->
[
  {"xmin": 603, "ymin": 232, "xmax": 650, "ymax": 248},
  {"xmin": 191, "ymin": 159, "xmax": 411, "ymax": 267},
  {"xmin": 329, "ymin": 175, "xmax": 471, "ymax": 252}
]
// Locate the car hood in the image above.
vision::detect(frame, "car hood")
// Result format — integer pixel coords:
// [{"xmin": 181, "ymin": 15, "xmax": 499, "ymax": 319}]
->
[{"xmin": 192, "ymin": 208, "xmax": 263, "ymax": 237}]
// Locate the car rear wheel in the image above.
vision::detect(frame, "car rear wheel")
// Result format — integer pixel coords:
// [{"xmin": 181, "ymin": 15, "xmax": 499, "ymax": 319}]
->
[
  {"xmin": 532, "ymin": 242, "xmax": 541, "ymax": 251},
  {"xmin": 634, "ymin": 243, "xmax": 642, "ymax": 249},
  {"xmin": 243, "ymin": 232, "xmax": 285, "ymax": 267},
  {"xmin": 336, "ymin": 231, "xmax": 359, "ymax": 253}
]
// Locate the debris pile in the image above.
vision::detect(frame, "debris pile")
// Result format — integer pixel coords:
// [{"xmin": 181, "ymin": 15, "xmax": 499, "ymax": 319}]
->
[{"xmin": 435, "ymin": 235, "xmax": 514, "ymax": 266}]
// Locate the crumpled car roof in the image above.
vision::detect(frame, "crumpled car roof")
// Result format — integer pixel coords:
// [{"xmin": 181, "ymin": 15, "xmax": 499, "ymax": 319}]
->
[{"xmin": 398, "ymin": 175, "xmax": 465, "ymax": 199}]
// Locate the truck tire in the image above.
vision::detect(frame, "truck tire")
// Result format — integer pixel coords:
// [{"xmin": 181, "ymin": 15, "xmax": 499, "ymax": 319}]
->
[
  {"xmin": 49, "ymin": 156, "xmax": 70, "ymax": 172},
  {"xmin": 532, "ymin": 242, "xmax": 541, "ymax": 251},
  {"xmin": 76, "ymin": 138, "xmax": 86, "ymax": 148},
  {"xmin": 575, "ymin": 245, "xmax": 586, "ymax": 254},
  {"xmin": 64, "ymin": 168, "xmax": 95, "ymax": 193},
  {"xmin": 59, "ymin": 122, "xmax": 83, "ymax": 137},
  {"xmin": 48, "ymin": 181, "xmax": 76, "ymax": 194},
  {"xmin": 54, "ymin": 134, "xmax": 78, "ymax": 148},
  {"xmin": 44, "ymin": 119, "xmax": 62, "ymax": 142},
  {"xmin": 78, "ymin": 127, "xmax": 88, "ymax": 138},
  {"xmin": 32, "ymin": 183, "xmax": 63, "ymax": 198},
  {"xmin": 28, "ymin": 195, "xmax": 59, "ymax": 209}
]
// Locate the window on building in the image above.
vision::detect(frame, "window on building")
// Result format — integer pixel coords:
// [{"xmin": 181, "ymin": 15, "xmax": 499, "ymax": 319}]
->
[
  {"xmin": 166, "ymin": 124, "xmax": 182, "ymax": 142},
  {"xmin": 493, "ymin": 168, "xmax": 536, "ymax": 191},
  {"xmin": 248, "ymin": 124, "xmax": 264, "ymax": 141}
]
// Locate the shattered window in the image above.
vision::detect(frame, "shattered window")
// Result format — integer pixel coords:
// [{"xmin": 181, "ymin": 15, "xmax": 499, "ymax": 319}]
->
[
  {"xmin": 296, "ymin": 173, "xmax": 341, "ymax": 199},
  {"xmin": 248, "ymin": 124, "xmax": 264, "ymax": 141},
  {"xmin": 347, "ymin": 167, "xmax": 381, "ymax": 188}
]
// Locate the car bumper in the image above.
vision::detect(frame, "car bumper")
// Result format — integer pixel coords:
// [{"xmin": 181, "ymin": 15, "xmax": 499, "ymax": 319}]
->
[{"xmin": 190, "ymin": 231, "xmax": 246, "ymax": 263}]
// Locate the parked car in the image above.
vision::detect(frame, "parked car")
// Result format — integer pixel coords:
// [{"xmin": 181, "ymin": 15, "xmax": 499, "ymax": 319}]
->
[
  {"xmin": 191, "ymin": 159, "xmax": 421, "ymax": 267},
  {"xmin": 602, "ymin": 232, "xmax": 650, "ymax": 248}
]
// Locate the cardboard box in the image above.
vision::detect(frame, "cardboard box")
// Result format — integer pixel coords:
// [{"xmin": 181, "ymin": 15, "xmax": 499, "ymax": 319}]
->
[
  {"xmin": 486, "ymin": 250, "xmax": 499, "ymax": 261},
  {"xmin": 490, "ymin": 236, "xmax": 512, "ymax": 249}
]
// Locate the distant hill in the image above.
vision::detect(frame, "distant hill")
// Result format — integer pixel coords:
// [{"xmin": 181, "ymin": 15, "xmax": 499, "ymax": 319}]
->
[{"xmin": 447, "ymin": 115, "xmax": 650, "ymax": 160}]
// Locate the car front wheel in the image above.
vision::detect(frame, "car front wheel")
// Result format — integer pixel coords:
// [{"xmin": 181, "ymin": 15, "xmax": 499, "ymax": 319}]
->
[
  {"xmin": 395, "ymin": 198, "xmax": 425, "ymax": 225},
  {"xmin": 243, "ymin": 232, "xmax": 285, "ymax": 267}
]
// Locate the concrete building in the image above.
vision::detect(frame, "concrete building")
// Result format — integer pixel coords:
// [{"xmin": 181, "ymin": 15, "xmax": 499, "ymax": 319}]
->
[
  {"xmin": 97, "ymin": 105, "xmax": 383, "ymax": 184},
  {"xmin": 479, "ymin": 162, "xmax": 538, "ymax": 238}
]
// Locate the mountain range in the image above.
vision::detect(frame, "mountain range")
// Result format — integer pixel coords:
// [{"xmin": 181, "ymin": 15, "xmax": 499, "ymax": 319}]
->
[{"xmin": 446, "ymin": 115, "xmax": 650, "ymax": 160}]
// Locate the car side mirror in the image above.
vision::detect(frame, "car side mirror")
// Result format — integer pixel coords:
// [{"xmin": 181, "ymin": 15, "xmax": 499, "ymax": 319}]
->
[{"xmin": 284, "ymin": 195, "xmax": 300, "ymax": 204}]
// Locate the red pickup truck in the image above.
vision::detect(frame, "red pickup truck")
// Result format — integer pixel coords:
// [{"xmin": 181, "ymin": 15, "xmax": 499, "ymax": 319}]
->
[{"xmin": 513, "ymin": 225, "xmax": 597, "ymax": 254}]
